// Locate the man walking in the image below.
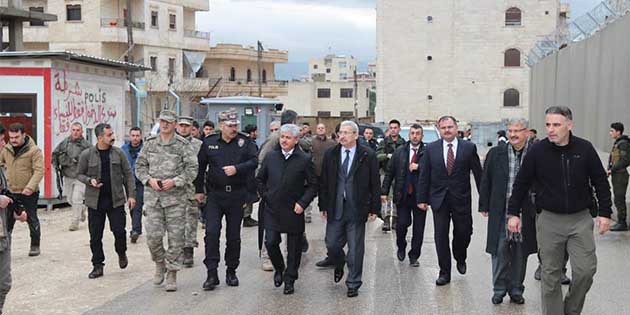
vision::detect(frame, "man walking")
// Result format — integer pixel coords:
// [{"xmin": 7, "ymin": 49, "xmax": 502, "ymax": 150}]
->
[
  {"xmin": 77, "ymin": 124, "xmax": 136, "ymax": 279},
  {"xmin": 121, "ymin": 127, "xmax": 144, "ymax": 243},
  {"xmin": 242, "ymin": 124, "xmax": 259, "ymax": 228},
  {"xmin": 608, "ymin": 122, "xmax": 630, "ymax": 231},
  {"xmin": 382, "ymin": 124, "xmax": 427, "ymax": 267},
  {"xmin": 136, "ymin": 110, "xmax": 198, "ymax": 292},
  {"xmin": 479, "ymin": 118, "xmax": 537, "ymax": 305},
  {"xmin": 507, "ymin": 106, "xmax": 612, "ymax": 315},
  {"xmin": 0, "ymin": 123, "xmax": 44, "ymax": 257},
  {"xmin": 377, "ymin": 119, "xmax": 405, "ymax": 232},
  {"xmin": 53, "ymin": 122, "xmax": 91, "ymax": 231},
  {"xmin": 319, "ymin": 121, "xmax": 381, "ymax": 298},
  {"xmin": 417, "ymin": 115, "xmax": 482, "ymax": 285},
  {"xmin": 361, "ymin": 127, "xmax": 378, "ymax": 151},
  {"xmin": 256, "ymin": 124, "xmax": 317, "ymax": 294}
]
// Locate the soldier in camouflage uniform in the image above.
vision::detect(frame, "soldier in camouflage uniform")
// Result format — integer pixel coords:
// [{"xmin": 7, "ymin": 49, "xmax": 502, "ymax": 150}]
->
[
  {"xmin": 608, "ymin": 122, "xmax": 630, "ymax": 231},
  {"xmin": 176, "ymin": 116, "xmax": 204, "ymax": 267},
  {"xmin": 135, "ymin": 110, "xmax": 198, "ymax": 292},
  {"xmin": 52, "ymin": 122, "xmax": 91, "ymax": 231},
  {"xmin": 376, "ymin": 119, "xmax": 406, "ymax": 232}
]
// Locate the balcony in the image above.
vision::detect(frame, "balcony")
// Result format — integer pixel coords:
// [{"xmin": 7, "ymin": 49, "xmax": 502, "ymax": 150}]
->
[
  {"xmin": 206, "ymin": 78, "xmax": 288, "ymax": 98},
  {"xmin": 184, "ymin": 29, "xmax": 211, "ymax": 40},
  {"xmin": 101, "ymin": 18, "xmax": 145, "ymax": 30},
  {"xmin": 207, "ymin": 44, "xmax": 288, "ymax": 64}
]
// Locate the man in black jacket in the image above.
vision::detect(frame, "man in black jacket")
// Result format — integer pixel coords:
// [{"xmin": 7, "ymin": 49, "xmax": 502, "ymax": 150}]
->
[
  {"xmin": 256, "ymin": 124, "xmax": 317, "ymax": 295},
  {"xmin": 319, "ymin": 120, "xmax": 381, "ymax": 298},
  {"xmin": 417, "ymin": 115, "xmax": 482, "ymax": 286},
  {"xmin": 381, "ymin": 124, "xmax": 426, "ymax": 267},
  {"xmin": 507, "ymin": 106, "xmax": 612, "ymax": 315},
  {"xmin": 479, "ymin": 118, "xmax": 537, "ymax": 305}
]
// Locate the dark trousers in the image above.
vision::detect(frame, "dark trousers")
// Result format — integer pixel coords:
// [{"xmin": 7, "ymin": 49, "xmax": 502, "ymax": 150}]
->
[
  {"xmin": 203, "ymin": 189, "xmax": 244, "ymax": 272},
  {"xmin": 130, "ymin": 183, "xmax": 144, "ymax": 236},
  {"xmin": 88, "ymin": 206, "xmax": 127, "ymax": 266},
  {"xmin": 265, "ymin": 229, "xmax": 303, "ymax": 283},
  {"xmin": 492, "ymin": 227, "xmax": 527, "ymax": 297},
  {"xmin": 433, "ymin": 193, "xmax": 473, "ymax": 277},
  {"xmin": 612, "ymin": 172, "xmax": 629, "ymax": 222},
  {"xmin": 325, "ymin": 216, "xmax": 366, "ymax": 290},
  {"xmin": 7, "ymin": 192, "xmax": 40, "ymax": 246},
  {"xmin": 396, "ymin": 198, "xmax": 427, "ymax": 260}
]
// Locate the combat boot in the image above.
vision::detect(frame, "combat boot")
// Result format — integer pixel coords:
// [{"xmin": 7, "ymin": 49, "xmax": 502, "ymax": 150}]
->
[
  {"xmin": 183, "ymin": 247, "xmax": 194, "ymax": 268},
  {"xmin": 165, "ymin": 271, "xmax": 177, "ymax": 292},
  {"xmin": 153, "ymin": 261, "xmax": 167, "ymax": 285}
]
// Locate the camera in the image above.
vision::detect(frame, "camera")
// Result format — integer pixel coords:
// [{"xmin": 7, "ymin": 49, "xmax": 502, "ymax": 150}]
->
[{"xmin": 1, "ymin": 190, "xmax": 25, "ymax": 216}]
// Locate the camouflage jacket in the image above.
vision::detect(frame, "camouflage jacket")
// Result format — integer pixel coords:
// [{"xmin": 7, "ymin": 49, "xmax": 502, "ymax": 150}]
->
[
  {"xmin": 376, "ymin": 136, "xmax": 406, "ymax": 165},
  {"xmin": 609, "ymin": 135, "xmax": 630, "ymax": 173},
  {"xmin": 183, "ymin": 135, "xmax": 203, "ymax": 202},
  {"xmin": 135, "ymin": 134, "xmax": 199, "ymax": 208},
  {"xmin": 52, "ymin": 136, "xmax": 91, "ymax": 178}
]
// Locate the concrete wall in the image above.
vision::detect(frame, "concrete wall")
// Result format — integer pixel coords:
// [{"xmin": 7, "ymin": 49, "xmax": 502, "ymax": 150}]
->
[{"xmin": 529, "ymin": 13, "xmax": 630, "ymax": 152}]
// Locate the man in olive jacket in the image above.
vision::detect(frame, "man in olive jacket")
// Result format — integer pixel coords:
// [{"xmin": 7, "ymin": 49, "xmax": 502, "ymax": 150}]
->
[
  {"xmin": 0, "ymin": 123, "xmax": 44, "ymax": 257},
  {"xmin": 77, "ymin": 123, "xmax": 136, "ymax": 279}
]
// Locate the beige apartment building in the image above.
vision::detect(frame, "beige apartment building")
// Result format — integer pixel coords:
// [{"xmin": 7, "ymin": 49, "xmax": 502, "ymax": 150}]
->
[
  {"xmin": 279, "ymin": 80, "xmax": 373, "ymax": 118},
  {"xmin": 376, "ymin": 0, "xmax": 568, "ymax": 124},
  {"xmin": 309, "ymin": 54, "xmax": 358, "ymax": 82},
  {"xmin": 13, "ymin": 0, "xmax": 287, "ymax": 129}
]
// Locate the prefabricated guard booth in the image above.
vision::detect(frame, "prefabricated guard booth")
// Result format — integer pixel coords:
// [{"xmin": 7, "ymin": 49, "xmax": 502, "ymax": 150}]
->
[{"xmin": 0, "ymin": 51, "xmax": 148, "ymax": 207}]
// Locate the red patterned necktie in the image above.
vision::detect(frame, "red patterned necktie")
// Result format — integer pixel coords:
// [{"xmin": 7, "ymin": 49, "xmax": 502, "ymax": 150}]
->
[
  {"xmin": 447, "ymin": 143, "xmax": 455, "ymax": 175},
  {"xmin": 407, "ymin": 148, "xmax": 418, "ymax": 194}
]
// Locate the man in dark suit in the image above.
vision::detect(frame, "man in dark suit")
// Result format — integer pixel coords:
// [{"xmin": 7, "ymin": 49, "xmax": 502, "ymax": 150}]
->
[
  {"xmin": 381, "ymin": 124, "xmax": 427, "ymax": 267},
  {"xmin": 479, "ymin": 118, "xmax": 537, "ymax": 305},
  {"xmin": 319, "ymin": 120, "xmax": 381, "ymax": 298},
  {"xmin": 417, "ymin": 115, "xmax": 482, "ymax": 286}
]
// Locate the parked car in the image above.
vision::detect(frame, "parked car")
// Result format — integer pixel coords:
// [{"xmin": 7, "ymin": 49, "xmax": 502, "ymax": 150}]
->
[{"xmin": 399, "ymin": 125, "xmax": 441, "ymax": 144}]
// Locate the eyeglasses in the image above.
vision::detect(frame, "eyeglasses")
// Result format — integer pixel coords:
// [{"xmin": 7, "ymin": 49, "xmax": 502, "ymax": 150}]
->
[
  {"xmin": 507, "ymin": 128, "xmax": 528, "ymax": 134},
  {"xmin": 338, "ymin": 131, "xmax": 356, "ymax": 136}
]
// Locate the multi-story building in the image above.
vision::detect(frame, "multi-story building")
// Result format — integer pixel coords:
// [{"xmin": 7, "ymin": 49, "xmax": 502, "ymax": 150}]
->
[
  {"xmin": 309, "ymin": 54, "xmax": 358, "ymax": 82},
  {"xmin": 376, "ymin": 0, "xmax": 568, "ymax": 124},
  {"xmin": 279, "ymin": 80, "xmax": 374, "ymax": 118}
]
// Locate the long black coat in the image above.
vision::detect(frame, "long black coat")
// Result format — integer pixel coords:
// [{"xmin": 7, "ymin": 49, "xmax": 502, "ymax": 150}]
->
[
  {"xmin": 318, "ymin": 142, "xmax": 382, "ymax": 222},
  {"xmin": 478, "ymin": 143, "xmax": 537, "ymax": 256},
  {"xmin": 256, "ymin": 147, "xmax": 317, "ymax": 234}
]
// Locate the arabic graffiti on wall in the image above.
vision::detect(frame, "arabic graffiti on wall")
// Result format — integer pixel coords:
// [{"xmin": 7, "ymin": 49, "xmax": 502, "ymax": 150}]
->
[{"xmin": 52, "ymin": 69, "xmax": 123, "ymax": 139}]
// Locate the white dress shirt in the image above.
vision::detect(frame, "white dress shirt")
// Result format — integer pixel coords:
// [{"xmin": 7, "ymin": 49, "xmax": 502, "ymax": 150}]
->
[
  {"xmin": 442, "ymin": 137, "xmax": 458, "ymax": 168},
  {"xmin": 340, "ymin": 145, "xmax": 357, "ymax": 174},
  {"xmin": 282, "ymin": 148, "xmax": 294, "ymax": 160}
]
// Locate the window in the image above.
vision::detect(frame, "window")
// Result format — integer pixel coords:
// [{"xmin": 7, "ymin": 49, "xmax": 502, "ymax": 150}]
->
[
  {"xmin": 169, "ymin": 13, "xmax": 176, "ymax": 30},
  {"xmin": 427, "ymin": 56, "xmax": 433, "ymax": 61},
  {"xmin": 317, "ymin": 88, "xmax": 331, "ymax": 98},
  {"xmin": 339, "ymin": 73, "xmax": 347, "ymax": 80},
  {"xmin": 503, "ymin": 88, "xmax": 520, "ymax": 107},
  {"xmin": 151, "ymin": 11, "xmax": 158, "ymax": 28},
  {"xmin": 247, "ymin": 69, "xmax": 252, "ymax": 82},
  {"xmin": 339, "ymin": 61, "xmax": 347, "ymax": 68},
  {"xmin": 29, "ymin": 7, "xmax": 45, "ymax": 26},
  {"xmin": 313, "ymin": 64, "xmax": 318, "ymax": 70},
  {"xmin": 340, "ymin": 111, "xmax": 354, "ymax": 117},
  {"xmin": 229, "ymin": 67, "xmax": 236, "ymax": 81},
  {"xmin": 427, "ymin": 16, "xmax": 433, "ymax": 23},
  {"xmin": 427, "ymin": 95, "xmax": 433, "ymax": 101},
  {"xmin": 150, "ymin": 56, "xmax": 157, "ymax": 72},
  {"xmin": 504, "ymin": 48, "xmax": 521, "ymax": 67},
  {"xmin": 505, "ymin": 7, "xmax": 522, "ymax": 26},
  {"xmin": 168, "ymin": 58, "xmax": 175, "ymax": 76},
  {"xmin": 326, "ymin": 68, "xmax": 331, "ymax": 74},
  {"xmin": 317, "ymin": 111, "xmax": 331, "ymax": 117},
  {"xmin": 340, "ymin": 88, "xmax": 353, "ymax": 98},
  {"xmin": 66, "ymin": 5, "xmax": 82, "ymax": 21},
  {"xmin": 262, "ymin": 70, "xmax": 267, "ymax": 83}
]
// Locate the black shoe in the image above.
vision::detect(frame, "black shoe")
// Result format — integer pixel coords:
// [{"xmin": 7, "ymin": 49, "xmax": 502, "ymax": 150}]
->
[
  {"xmin": 409, "ymin": 259, "xmax": 420, "ymax": 267},
  {"xmin": 491, "ymin": 294, "xmax": 503, "ymax": 305},
  {"xmin": 302, "ymin": 235, "xmax": 309, "ymax": 253},
  {"xmin": 561, "ymin": 273, "xmax": 571, "ymax": 285},
  {"xmin": 347, "ymin": 288, "xmax": 359, "ymax": 298},
  {"xmin": 28, "ymin": 245, "xmax": 40, "ymax": 257},
  {"xmin": 510, "ymin": 295, "xmax": 525, "ymax": 304},
  {"xmin": 88, "ymin": 265, "xmax": 104, "ymax": 279},
  {"xmin": 203, "ymin": 270, "xmax": 220, "ymax": 291},
  {"xmin": 130, "ymin": 233, "xmax": 139, "ymax": 244},
  {"xmin": 284, "ymin": 282, "xmax": 295, "ymax": 295},
  {"xmin": 534, "ymin": 265, "xmax": 541, "ymax": 281},
  {"xmin": 334, "ymin": 266, "xmax": 344, "ymax": 283},
  {"xmin": 391, "ymin": 216, "xmax": 398, "ymax": 230},
  {"xmin": 118, "ymin": 253, "xmax": 128, "ymax": 269},
  {"xmin": 226, "ymin": 272, "xmax": 239, "ymax": 287},
  {"xmin": 435, "ymin": 275, "xmax": 450, "ymax": 286},
  {"xmin": 316, "ymin": 257, "xmax": 334, "ymax": 268},
  {"xmin": 610, "ymin": 221, "xmax": 628, "ymax": 231},
  {"xmin": 243, "ymin": 216, "xmax": 258, "ymax": 227},
  {"xmin": 382, "ymin": 217, "xmax": 391, "ymax": 232},
  {"xmin": 183, "ymin": 247, "xmax": 194, "ymax": 268},
  {"xmin": 397, "ymin": 249, "xmax": 405, "ymax": 262},
  {"xmin": 456, "ymin": 261, "xmax": 467, "ymax": 275},
  {"xmin": 274, "ymin": 270, "xmax": 284, "ymax": 288}
]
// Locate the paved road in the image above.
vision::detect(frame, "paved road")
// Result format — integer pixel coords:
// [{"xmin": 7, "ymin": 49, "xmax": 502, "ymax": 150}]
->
[{"xmin": 6, "ymin": 191, "xmax": 630, "ymax": 315}]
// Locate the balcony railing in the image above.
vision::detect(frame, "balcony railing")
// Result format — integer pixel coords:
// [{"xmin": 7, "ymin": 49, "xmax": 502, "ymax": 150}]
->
[
  {"xmin": 212, "ymin": 78, "xmax": 288, "ymax": 87},
  {"xmin": 184, "ymin": 29, "xmax": 211, "ymax": 40},
  {"xmin": 101, "ymin": 18, "xmax": 145, "ymax": 30}
]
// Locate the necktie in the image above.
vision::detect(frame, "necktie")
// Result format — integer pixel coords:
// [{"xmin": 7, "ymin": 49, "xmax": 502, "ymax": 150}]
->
[
  {"xmin": 408, "ymin": 148, "xmax": 418, "ymax": 194},
  {"xmin": 342, "ymin": 149, "xmax": 350, "ymax": 176},
  {"xmin": 447, "ymin": 143, "xmax": 455, "ymax": 175}
]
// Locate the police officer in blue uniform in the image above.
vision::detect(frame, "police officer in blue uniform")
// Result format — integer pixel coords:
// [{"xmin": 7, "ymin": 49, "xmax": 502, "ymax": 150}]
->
[{"xmin": 195, "ymin": 109, "xmax": 258, "ymax": 291}]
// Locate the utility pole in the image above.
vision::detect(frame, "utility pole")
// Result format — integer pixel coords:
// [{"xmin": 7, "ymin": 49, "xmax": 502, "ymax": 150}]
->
[
  {"xmin": 125, "ymin": 0, "xmax": 138, "ymax": 126},
  {"xmin": 257, "ymin": 41, "xmax": 263, "ymax": 97},
  {"xmin": 353, "ymin": 68, "xmax": 358, "ymax": 119}
]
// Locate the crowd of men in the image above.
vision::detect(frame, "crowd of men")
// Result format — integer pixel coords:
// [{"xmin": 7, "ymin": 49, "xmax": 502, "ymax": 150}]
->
[{"xmin": 0, "ymin": 105, "xmax": 627, "ymax": 315}]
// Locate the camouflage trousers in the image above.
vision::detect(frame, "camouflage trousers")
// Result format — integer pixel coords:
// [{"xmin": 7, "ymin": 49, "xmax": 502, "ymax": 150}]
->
[
  {"xmin": 184, "ymin": 200, "xmax": 199, "ymax": 248},
  {"xmin": 612, "ymin": 171, "xmax": 629, "ymax": 222},
  {"xmin": 145, "ymin": 201, "xmax": 186, "ymax": 271}
]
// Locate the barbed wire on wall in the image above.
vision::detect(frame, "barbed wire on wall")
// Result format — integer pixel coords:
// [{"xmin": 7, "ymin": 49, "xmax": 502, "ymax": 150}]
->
[{"xmin": 526, "ymin": 0, "xmax": 630, "ymax": 66}]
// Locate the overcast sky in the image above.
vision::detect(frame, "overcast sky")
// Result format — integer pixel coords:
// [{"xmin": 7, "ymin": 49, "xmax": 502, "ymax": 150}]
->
[{"xmin": 197, "ymin": 0, "xmax": 603, "ymax": 63}]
